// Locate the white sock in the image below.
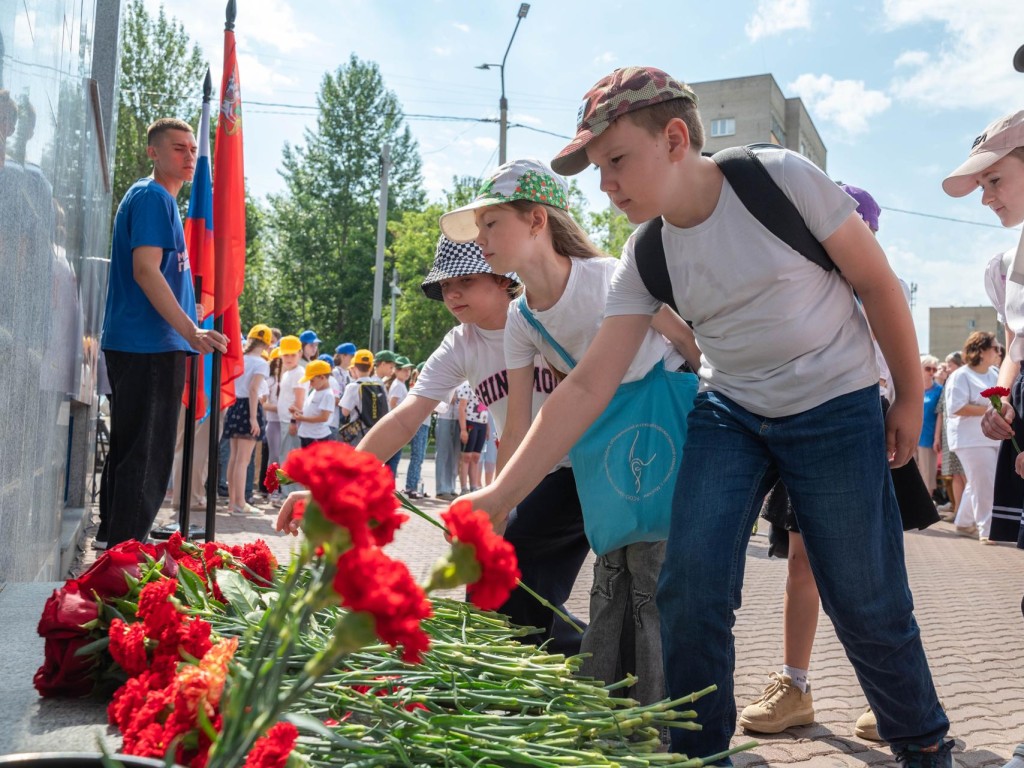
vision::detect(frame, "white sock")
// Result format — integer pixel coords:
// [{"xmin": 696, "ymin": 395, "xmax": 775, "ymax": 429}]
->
[{"xmin": 782, "ymin": 665, "xmax": 809, "ymax": 693}]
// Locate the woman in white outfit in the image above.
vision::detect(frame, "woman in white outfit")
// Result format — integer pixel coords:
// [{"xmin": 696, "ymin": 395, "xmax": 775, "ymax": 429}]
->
[{"xmin": 945, "ymin": 331, "xmax": 1001, "ymax": 542}]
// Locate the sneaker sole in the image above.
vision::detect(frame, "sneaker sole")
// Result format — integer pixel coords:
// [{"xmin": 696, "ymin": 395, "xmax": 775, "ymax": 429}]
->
[
  {"xmin": 854, "ymin": 724, "xmax": 883, "ymax": 741},
  {"xmin": 738, "ymin": 710, "xmax": 815, "ymax": 734}
]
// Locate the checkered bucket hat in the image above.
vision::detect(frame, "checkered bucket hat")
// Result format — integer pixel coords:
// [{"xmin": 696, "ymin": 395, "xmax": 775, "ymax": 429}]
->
[
  {"xmin": 439, "ymin": 159, "xmax": 570, "ymax": 243},
  {"xmin": 420, "ymin": 235, "xmax": 519, "ymax": 301},
  {"xmin": 551, "ymin": 66, "xmax": 698, "ymax": 176}
]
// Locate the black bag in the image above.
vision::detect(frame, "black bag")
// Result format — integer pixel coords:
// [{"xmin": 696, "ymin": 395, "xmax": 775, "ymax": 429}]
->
[
  {"xmin": 634, "ymin": 144, "xmax": 836, "ymax": 317},
  {"xmin": 338, "ymin": 382, "xmax": 389, "ymax": 446}
]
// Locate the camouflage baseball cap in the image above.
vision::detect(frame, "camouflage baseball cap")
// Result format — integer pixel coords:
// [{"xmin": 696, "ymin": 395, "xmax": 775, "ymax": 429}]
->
[
  {"xmin": 551, "ymin": 66, "xmax": 698, "ymax": 176},
  {"xmin": 439, "ymin": 159, "xmax": 569, "ymax": 243}
]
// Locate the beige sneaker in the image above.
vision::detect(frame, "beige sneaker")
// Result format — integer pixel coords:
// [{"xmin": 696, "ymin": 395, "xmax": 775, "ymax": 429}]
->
[
  {"xmin": 738, "ymin": 673, "xmax": 815, "ymax": 734},
  {"xmin": 854, "ymin": 706, "xmax": 882, "ymax": 741}
]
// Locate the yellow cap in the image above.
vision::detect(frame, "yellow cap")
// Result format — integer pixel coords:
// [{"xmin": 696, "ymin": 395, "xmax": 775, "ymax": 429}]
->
[
  {"xmin": 299, "ymin": 359, "xmax": 332, "ymax": 383},
  {"xmin": 278, "ymin": 335, "xmax": 301, "ymax": 355},
  {"xmin": 247, "ymin": 324, "xmax": 272, "ymax": 344}
]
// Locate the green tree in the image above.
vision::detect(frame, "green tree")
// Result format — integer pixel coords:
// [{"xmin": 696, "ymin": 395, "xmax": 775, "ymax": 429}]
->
[
  {"xmin": 587, "ymin": 206, "xmax": 635, "ymax": 257},
  {"xmin": 237, "ymin": 192, "xmax": 276, "ymax": 331},
  {"xmin": 268, "ymin": 55, "xmax": 424, "ymax": 344},
  {"xmin": 113, "ymin": 0, "xmax": 206, "ymax": 214}
]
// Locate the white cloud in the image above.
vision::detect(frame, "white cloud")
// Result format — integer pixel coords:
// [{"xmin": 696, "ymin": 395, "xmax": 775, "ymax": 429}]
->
[
  {"xmin": 432, "ymin": 47, "xmax": 453, "ymax": 57},
  {"xmin": 453, "ymin": 22, "xmax": 471, "ymax": 33},
  {"xmin": 593, "ymin": 51, "xmax": 617, "ymax": 66},
  {"xmin": 883, "ymin": 1, "xmax": 1020, "ymax": 110},
  {"xmin": 236, "ymin": 53, "xmax": 297, "ymax": 98},
  {"xmin": 745, "ymin": 0, "xmax": 811, "ymax": 42},
  {"xmin": 473, "ymin": 137, "xmax": 499, "ymax": 150},
  {"xmin": 787, "ymin": 74, "xmax": 892, "ymax": 136},
  {"xmin": 894, "ymin": 50, "xmax": 929, "ymax": 68}
]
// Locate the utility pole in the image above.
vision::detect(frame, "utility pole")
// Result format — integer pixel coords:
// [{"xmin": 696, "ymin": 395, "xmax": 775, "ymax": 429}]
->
[
  {"xmin": 370, "ymin": 143, "xmax": 390, "ymax": 351},
  {"xmin": 476, "ymin": 3, "xmax": 530, "ymax": 165},
  {"xmin": 389, "ymin": 265, "xmax": 401, "ymax": 350}
]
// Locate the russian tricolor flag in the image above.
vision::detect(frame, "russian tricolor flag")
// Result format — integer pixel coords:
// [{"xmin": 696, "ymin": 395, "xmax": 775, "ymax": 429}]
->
[{"xmin": 183, "ymin": 78, "xmax": 215, "ymax": 420}]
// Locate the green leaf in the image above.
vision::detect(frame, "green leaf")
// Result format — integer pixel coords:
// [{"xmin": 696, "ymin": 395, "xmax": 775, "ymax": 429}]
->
[
  {"xmin": 215, "ymin": 569, "xmax": 261, "ymax": 614},
  {"xmin": 175, "ymin": 563, "xmax": 209, "ymax": 609}
]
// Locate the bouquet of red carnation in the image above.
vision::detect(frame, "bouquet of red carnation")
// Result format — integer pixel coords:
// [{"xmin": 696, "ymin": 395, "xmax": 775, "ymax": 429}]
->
[{"xmin": 980, "ymin": 386, "xmax": 1021, "ymax": 453}]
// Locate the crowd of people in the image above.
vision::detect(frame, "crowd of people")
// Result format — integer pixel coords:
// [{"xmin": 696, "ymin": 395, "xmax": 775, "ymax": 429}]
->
[{"xmin": 97, "ymin": 67, "xmax": 1024, "ymax": 768}]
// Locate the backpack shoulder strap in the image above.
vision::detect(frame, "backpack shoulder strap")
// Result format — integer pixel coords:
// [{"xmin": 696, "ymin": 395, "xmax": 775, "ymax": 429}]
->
[
  {"xmin": 633, "ymin": 217, "xmax": 679, "ymax": 314},
  {"xmin": 515, "ymin": 296, "xmax": 578, "ymax": 370},
  {"xmin": 712, "ymin": 145, "xmax": 835, "ymax": 272}
]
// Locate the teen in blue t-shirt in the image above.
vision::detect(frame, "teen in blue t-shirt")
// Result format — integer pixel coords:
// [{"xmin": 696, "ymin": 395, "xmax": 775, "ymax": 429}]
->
[
  {"xmin": 98, "ymin": 118, "xmax": 227, "ymax": 550},
  {"xmin": 101, "ymin": 179, "xmax": 196, "ymax": 353}
]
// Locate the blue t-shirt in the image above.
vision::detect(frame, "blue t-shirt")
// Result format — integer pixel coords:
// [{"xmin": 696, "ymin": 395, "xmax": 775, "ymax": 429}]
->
[
  {"xmin": 920, "ymin": 382, "xmax": 943, "ymax": 447},
  {"xmin": 101, "ymin": 178, "xmax": 197, "ymax": 353}
]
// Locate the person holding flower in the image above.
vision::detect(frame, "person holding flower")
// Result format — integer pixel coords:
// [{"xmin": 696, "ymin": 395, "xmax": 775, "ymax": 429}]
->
[
  {"xmin": 943, "ymin": 331, "xmax": 1001, "ymax": 542},
  {"xmin": 278, "ymin": 235, "xmax": 590, "ymax": 655}
]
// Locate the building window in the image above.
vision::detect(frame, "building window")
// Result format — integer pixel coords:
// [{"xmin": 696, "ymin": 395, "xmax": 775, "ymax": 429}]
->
[
  {"xmin": 710, "ymin": 118, "xmax": 735, "ymax": 137},
  {"xmin": 770, "ymin": 114, "xmax": 786, "ymax": 146}
]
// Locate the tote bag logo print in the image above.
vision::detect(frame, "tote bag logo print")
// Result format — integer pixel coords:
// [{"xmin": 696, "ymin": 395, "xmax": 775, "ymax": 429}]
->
[{"xmin": 603, "ymin": 422, "xmax": 677, "ymax": 502}]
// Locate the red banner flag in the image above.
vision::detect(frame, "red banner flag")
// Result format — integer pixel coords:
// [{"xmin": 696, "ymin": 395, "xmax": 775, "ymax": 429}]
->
[{"xmin": 213, "ymin": 15, "xmax": 246, "ymax": 409}]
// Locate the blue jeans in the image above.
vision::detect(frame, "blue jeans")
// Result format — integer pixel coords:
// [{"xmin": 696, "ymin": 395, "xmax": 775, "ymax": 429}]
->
[
  {"xmin": 658, "ymin": 386, "xmax": 947, "ymax": 761},
  {"xmin": 434, "ymin": 418, "xmax": 460, "ymax": 495},
  {"xmin": 385, "ymin": 449, "xmax": 402, "ymax": 479},
  {"xmin": 404, "ymin": 423, "xmax": 429, "ymax": 493}
]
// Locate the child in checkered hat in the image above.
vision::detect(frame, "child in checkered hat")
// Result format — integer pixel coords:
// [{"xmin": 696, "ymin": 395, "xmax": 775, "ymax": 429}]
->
[
  {"xmin": 442, "ymin": 158, "xmax": 700, "ymax": 706},
  {"xmin": 276, "ymin": 235, "xmax": 590, "ymax": 654},
  {"xmin": 463, "ymin": 67, "xmax": 949, "ymax": 765}
]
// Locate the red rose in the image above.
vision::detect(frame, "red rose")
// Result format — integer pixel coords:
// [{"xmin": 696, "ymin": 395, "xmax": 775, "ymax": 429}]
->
[
  {"xmin": 37, "ymin": 582, "xmax": 99, "ymax": 639},
  {"xmin": 33, "ymin": 634, "xmax": 97, "ymax": 697},
  {"xmin": 442, "ymin": 501, "xmax": 520, "ymax": 611},
  {"xmin": 73, "ymin": 543, "xmax": 151, "ymax": 600}
]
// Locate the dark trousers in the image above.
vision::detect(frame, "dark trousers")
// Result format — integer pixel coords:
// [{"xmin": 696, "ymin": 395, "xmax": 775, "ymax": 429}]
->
[
  {"xmin": 99, "ymin": 350, "xmax": 186, "ymax": 545},
  {"xmin": 498, "ymin": 466, "xmax": 590, "ymax": 655}
]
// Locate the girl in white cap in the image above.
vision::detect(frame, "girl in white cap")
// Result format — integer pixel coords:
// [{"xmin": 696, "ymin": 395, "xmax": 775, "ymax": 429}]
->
[{"xmin": 441, "ymin": 158, "xmax": 699, "ymax": 706}]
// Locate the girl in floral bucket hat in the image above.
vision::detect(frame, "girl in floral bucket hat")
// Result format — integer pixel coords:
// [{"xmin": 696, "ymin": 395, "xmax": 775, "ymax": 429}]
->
[
  {"xmin": 447, "ymin": 158, "xmax": 701, "ymax": 706},
  {"xmin": 276, "ymin": 234, "xmax": 590, "ymax": 655}
]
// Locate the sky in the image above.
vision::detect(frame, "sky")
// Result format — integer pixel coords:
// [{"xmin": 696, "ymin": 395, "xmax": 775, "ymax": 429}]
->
[{"xmin": 138, "ymin": 0, "xmax": 1024, "ymax": 352}]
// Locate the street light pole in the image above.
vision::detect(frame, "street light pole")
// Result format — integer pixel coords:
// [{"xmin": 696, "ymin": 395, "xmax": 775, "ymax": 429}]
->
[{"xmin": 477, "ymin": 3, "xmax": 529, "ymax": 165}]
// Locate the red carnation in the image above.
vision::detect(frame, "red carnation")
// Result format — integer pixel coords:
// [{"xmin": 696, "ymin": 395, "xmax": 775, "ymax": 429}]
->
[
  {"xmin": 282, "ymin": 442, "xmax": 408, "ymax": 547},
  {"xmin": 442, "ymin": 501, "xmax": 520, "ymax": 611},
  {"xmin": 981, "ymin": 387, "xmax": 1021, "ymax": 453},
  {"xmin": 109, "ymin": 618, "xmax": 149, "ymax": 677},
  {"xmin": 242, "ymin": 721, "xmax": 299, "ymax": 768},
  {"xmin": 263, "ymin": 462, "xmax": 282, "ymax": 494},
  {"xmin": 332, "ymin": 546, "xmax": 432, "ymax": 663},
  {"xmin": 229, "ymin": 540, "xmax": 278, "ymax": 586},
  {"xmin": 981, "ymin": 386, "xmax": 1011, "ymax": 400}
]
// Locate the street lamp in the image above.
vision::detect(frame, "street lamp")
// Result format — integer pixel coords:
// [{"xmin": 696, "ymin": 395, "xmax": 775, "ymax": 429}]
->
[{"xmin": 476, "ymin": 3, "xmax": 530, "ymax": 165}]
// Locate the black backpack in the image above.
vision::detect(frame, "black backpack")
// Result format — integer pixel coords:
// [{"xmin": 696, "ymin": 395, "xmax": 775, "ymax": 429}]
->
[
  {"xmin": 338, "ymin": 381, "xmax": 389, "ymax": 446},
  {"xmin": 356, "ymin": 381, "xmax": 389, "ymax": 428},
  {"xmin": 634, "ymin": 144, "xmax": 835, "ymax": 317}
]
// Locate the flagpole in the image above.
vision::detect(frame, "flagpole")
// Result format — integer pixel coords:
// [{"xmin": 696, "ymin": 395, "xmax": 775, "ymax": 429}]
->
[
  {"xmin": 207, "ymin": 0, "xmax": 238, "ymax": 542},
  {"xmin": 178, "ymin": 273, "xmax": 202, "ymax": 537}
]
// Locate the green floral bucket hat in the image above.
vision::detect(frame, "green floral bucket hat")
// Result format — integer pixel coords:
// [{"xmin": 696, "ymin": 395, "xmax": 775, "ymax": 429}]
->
[{"xmin": 439, "ymin": 159, "xmax": 570, "ymax": 243}]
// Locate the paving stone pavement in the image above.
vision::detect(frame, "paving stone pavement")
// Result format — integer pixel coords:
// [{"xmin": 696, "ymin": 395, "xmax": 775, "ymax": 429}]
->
[{"xmin": 74, "ymin": 459, "xmax": 1024, "ymax": 767}]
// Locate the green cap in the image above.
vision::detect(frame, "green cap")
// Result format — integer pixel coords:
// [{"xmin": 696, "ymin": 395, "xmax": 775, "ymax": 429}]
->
[
  {"xmin": 396, "ymin": 355, "xmax": 413, "ymax": 368},
  {"xmin": 374, "ymin": 349, "xmax": 397, "ymax": 363}
]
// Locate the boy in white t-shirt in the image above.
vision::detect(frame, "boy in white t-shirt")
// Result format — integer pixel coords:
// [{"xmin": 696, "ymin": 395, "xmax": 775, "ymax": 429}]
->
[
  {"xmin": 465, "ymin": 67, "xmax": 949, "ymax": 765},
  {"xmin": 291, "ymin": 360, "xmax": 333, "ymax": 447}
]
